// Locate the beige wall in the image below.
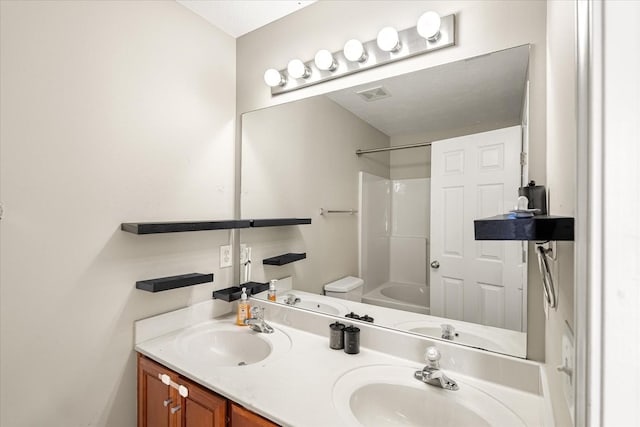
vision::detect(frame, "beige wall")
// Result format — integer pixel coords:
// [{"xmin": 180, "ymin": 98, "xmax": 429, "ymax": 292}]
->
[
  {"xmin": 237, "ymin": 0, "xmax": 547, "ymax": 361},
  {"xmin": 241, "ymin": 96, "xmax": 389, "ymax": 294},
  {"xmin": 545, "ymin": 1, "xmax": 576, "ymax": 425},
  {"xmin": 0, "ymin": 2, "xmax": 236, "ymax": 426}
]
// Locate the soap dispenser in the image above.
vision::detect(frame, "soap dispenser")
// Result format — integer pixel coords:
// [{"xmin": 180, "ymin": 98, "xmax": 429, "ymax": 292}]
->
[
  {"xmin": 268, "ymin": 279, "xmax": 277, "ymax": 302},
  {"xmin": 236, "ymin": 287, "xmax": 250, "ymax": 326}
]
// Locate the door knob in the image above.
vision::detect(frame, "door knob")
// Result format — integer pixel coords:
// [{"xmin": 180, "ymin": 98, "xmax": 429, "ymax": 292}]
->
[
  {"xmin": 163, "ymin": 398, "xmax": 173, "ymax": 407},
  {"xmin": 430, "ymin": 260, "xmax": 440, "ymax": 269},
  {"xmin": 170, "ymin": 405, "xmax": 182, "ymax": 414}
]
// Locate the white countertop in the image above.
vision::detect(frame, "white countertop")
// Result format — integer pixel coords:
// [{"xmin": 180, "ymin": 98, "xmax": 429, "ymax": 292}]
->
[{"xmin": 135, "ymin": 300, "xmax": 551, "ymax": 427}]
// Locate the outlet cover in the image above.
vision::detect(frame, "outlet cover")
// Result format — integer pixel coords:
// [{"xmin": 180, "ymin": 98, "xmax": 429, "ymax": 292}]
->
[{"xmin": 220, "ymin": 245, "xmax": 232, "ymax": 268}]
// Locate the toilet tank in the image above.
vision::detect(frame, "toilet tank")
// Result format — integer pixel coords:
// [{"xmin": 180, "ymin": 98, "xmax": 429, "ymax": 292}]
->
[{"xmin": 324, "ymin": 276, "xmax": 364, "ymax": 302}]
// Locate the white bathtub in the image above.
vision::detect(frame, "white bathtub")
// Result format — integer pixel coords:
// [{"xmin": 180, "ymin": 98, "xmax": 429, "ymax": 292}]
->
[{"xmin": 362, "ymin": 281, "xmax": 430, "ymax": 315}]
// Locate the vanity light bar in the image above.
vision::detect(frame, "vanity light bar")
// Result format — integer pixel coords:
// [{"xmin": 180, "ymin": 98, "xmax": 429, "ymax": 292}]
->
[{"xmin": 267, "ymin": 13, "xmax": 455, "ymax": 95}]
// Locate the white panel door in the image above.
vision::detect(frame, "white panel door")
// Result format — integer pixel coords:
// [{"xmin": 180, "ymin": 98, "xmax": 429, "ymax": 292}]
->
[{"xmin": 430, "ymin": 126, "xmax": 525, "ymax": 331}]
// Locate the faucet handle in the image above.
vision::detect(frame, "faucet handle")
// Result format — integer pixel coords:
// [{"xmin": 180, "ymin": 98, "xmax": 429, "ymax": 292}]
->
[
  {"xmin": 250, "ymin": 306, "xmax": 264, "ymax": 320},
  {"xmin": 425, "ymin": 346, "xmax": 441, "ymax": 366}
]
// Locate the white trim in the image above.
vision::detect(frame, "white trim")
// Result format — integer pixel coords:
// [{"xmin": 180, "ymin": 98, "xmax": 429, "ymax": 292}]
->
[{"xmin": 575, "ymin": 0, "xmax": 603, "ymax": 425}]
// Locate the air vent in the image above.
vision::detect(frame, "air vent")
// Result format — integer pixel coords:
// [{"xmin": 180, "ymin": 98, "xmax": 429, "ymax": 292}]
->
[{"xmin": 356, "ymin": 86, "xmax": 391, "ymax": 102}]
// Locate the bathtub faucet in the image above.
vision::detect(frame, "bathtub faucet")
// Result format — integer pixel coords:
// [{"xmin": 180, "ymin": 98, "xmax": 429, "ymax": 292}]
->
[{"xmin": 414, "ymin": 346, "xmax": 459, "ymax": 391}]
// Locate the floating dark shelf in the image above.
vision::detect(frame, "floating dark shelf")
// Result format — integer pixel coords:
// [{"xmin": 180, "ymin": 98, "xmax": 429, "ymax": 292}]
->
[
  {"xmin": 121, "ymin": 220, "xmax": 250, "ymax": 234},
  {"xmin": 250, "ymin": 218, "xmax": 312, "ymax": 227},
  {"xmin": 212, "ymin": 282, "xmax": 269, "ymax": 302},
  {"xmin": 474, "ymin": 214, "xmax": 574, "ymax": 241},
  {"xmin": 121, "ymin": 218, "xmax": 311, "ymax": 234},
  {"xmin": 263, "ymin": 252, "xmax": 307, "ymax": 266},
  {"xmin": 136, "ymin": 273, "xmax": 214, "ymax": 293}
]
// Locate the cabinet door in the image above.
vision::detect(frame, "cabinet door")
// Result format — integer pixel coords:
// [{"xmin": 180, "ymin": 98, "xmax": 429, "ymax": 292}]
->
[
  {"xmin": 138, "ymin": 355, "xmax": 176, "ymax": 427},
  {"xmin": 177, "ymin": 377, "xmax": 227, "ymax": 427},
  {"xmin": 230, "ymin": 403, "xmax": 279, "ymax": 427}
]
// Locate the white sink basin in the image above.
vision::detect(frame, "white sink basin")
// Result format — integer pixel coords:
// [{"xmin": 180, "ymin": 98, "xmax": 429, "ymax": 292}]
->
[
  {"xmin": 408, "ymin": 326, "xmax": 503, "ymax": 350},
  {"xmin": 393, "ymin": 320, "xmax": 526, "ymax": 357},
  {"xmin": 332, "ymin": 365, "xmax": 525, "ymax": 427},
  {"xmin": 174, "ymin": 322, "xmax": 291, "ymax": 367},
  {"xmin": 277, "ymin": 293, "xmax": 350, "ymax": 316}
]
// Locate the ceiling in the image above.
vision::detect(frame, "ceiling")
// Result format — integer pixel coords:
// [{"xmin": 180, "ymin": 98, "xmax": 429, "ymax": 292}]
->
[
  {"xmin": 326, "ymin": 46, "xmax": 530, "ymax": 137},
  {"xmin": 176, "ymin": 0, "xmax": 316, "ymax": 38}
]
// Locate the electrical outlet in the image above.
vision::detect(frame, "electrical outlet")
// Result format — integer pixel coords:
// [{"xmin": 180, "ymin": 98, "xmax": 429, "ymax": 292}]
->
[{"xmin": 219, "ymin": 245, "xmax": 232, "ymax": 268}]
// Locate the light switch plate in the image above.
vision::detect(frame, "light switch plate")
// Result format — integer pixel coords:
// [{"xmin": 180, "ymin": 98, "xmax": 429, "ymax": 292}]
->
[
  {"xmin": 561, "ymin": 322, "xmax": 575, "ymax": 422},
  {"xmin": 240, "ymin": 244, "xmax": 250, "ymax": 265},
  {"xmin": 220, "ymin": 245, "xmax": 232, "ymax": 268}
]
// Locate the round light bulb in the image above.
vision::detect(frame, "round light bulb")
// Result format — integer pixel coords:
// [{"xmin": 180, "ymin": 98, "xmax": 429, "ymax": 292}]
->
[
  {"xmin": 377, "ymin": 27, "xmax": 401, "ymax": 52},
  {"xmin": 417, "ymin": 11, "xmax": 441, "ymax": 41},
  {"xmin": 287, "ymin": 59, "xmax": 310, "ymax": 79},
  {"xmin": 263, "ymin": 68, "xmax": 285, "ymax": 87},
  {"xmin": 343, "ymin": 39, "xmax": 367, "ymax": 62},
  {"xmin": 314, "ymin": 49, "xmax": 337, "ymax": 71}
]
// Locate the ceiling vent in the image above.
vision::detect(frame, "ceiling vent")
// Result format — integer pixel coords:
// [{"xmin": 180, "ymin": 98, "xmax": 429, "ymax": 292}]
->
[{"xmin": 356, "ymin": 86, "xmax": 391, "ymax": 102}]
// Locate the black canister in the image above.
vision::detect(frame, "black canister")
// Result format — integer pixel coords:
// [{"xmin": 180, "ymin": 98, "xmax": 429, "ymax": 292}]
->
[
  {"xmin": 329, "ymin": 322, "xmax": 345, "ymax": 350},
  {"xmin": 518, "ymin": 180, "xmax": 547, "ymax": 215},
  {"xmin": 344, "ymin": 325, "xmax": 360, "ymax": 354}
]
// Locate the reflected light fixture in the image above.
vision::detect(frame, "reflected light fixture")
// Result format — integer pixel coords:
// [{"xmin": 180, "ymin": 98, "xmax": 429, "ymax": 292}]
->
[
  {"xmin": 287, "ymin": 59, "xmax": 311, "ymax": 79},
  {"xmin": 263, "ymin": 68, "xmax": 286, "ymax": 87},
  {"xmin": 417, "ymin": 11, "xmax": 442, "ymax": 42},
  {"xmin": 377, "ymin": 27, "xmax": 401, "ymax": 52},
  {"xmin": 314, "ymin": 49, "xmax": 337, "ymax": 71},
  {"xmin": 343, "ymin": 39, "xmax": 368, "ymax": 62}
]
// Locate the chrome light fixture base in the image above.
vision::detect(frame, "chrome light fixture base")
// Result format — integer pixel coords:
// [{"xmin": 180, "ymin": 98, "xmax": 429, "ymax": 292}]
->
[{"xmin": 269, "ymin": 14, "xmax": 455, "ymax": 95}]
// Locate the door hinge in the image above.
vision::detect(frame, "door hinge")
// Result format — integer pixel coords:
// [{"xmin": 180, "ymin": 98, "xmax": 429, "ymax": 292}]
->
[{"xmin": 520, "ymin": 152, "xmax": 527, "ymax": 166}]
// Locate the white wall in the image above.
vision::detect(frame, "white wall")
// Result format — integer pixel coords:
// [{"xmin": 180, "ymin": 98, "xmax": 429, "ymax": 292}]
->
[
  {"xmin": 240, "ymin": 96, "xmax": 389, "ymax": 294},
  {"xmin": 0, "ymin": 2, "xmax": 236, "ymax": 426},
  {"xmin": 545, "ymin": 1, "xmax": 577, "ymax": 425},
  {"xmin": 601, "ymin": 2, "xmax": 640, "ymax": 425},
  {"xmin": 236, "ymin": 0, "xmax": 547, "ymax": 361}
]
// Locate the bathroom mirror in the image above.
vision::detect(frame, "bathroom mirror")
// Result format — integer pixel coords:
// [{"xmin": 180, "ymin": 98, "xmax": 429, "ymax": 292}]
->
[{"xmin": 240, "ymin": 45, "xmax": 530, "ymax": 358}]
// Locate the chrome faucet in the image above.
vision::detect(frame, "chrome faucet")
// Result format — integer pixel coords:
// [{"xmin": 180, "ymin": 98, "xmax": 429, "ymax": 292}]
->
[
  {"xmin": 244, "ymin": 306, "xmax": 274, "ymax": 334},
  {"xmin": 414, "ymin": 346, "xmax": 459, "ymax": 391},
  {"xmin": 283, "ymin": 294, "xmax": 301, "ymax": 306}
]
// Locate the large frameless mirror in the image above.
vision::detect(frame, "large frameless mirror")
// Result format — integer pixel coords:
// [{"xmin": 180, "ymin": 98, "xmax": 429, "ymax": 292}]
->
[{"xmin": 240, "ymin": 45, "xmax": 530, "ymax": 358}]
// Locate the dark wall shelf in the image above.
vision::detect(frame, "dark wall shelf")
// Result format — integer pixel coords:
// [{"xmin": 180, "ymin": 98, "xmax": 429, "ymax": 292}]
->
[
  {"xmin": 121, "ymin": 218, "xmax": 311, "ymax": 235},
  {"xmin": 122, "ymin": 220, "xmax": 250, "ymax": 234},
  {"xmin": 212, "ymin": 282, "xmax": 269, "ymax": 302},
  {"xmin": 474, "ymin": 215, "xmax": 574, "ymax": 241},
  {"xmin": 136, "ymin": 273, "xmax": 214, "ymax": 293},
  {"xmin": 263, "ymin": 252, "xmax": 307, "ymax": 266},
  {"xmin": 250, "ymin": 218, "xmax": 312, "ymax": 227}
]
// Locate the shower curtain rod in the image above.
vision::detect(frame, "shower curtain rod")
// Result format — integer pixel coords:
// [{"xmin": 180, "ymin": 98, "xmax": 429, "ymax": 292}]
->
[{"xmin": 355, "ymin": 141, "xmax": 432, "ymax": 155}]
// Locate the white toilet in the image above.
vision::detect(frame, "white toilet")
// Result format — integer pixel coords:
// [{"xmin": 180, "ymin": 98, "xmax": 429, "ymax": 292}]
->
[{"xmin": 323, "ymin": 276, "xmax": 364, "ymax": 302}]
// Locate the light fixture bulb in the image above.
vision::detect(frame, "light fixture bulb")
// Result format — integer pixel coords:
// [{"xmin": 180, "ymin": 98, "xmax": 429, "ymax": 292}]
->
[
  {"xmin": 263, "ymin": 68, "xmax": 286, "ymax": 87},
  {"xmin": 287, "ymin": 59, "xmax": 311, "ymax": 79},
  {"xmin": 314, "ymin": 49, "xmax": 337, "ymax": 71},
  {"xmin": 377, "ymin": 27, "xmax": 401, "ymax": 52},
  {"xmin": 417, "ymin": 11, "xmax": 442, "ymax": 42},
  {"xmin": 343, "ymin": 39, "xmax": 367, "ymax": 62}
]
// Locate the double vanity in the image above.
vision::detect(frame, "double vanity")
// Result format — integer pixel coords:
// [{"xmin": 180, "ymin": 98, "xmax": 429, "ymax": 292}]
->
[{"xmin": 135, "ymin": 298, "xmax": 553, "ymax": 427}]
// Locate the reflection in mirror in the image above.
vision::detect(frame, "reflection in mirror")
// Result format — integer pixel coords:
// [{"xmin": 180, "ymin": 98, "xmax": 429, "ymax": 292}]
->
[{"xmin": 241, "ymin": 45, "xmax": 530, "ymax": 358}]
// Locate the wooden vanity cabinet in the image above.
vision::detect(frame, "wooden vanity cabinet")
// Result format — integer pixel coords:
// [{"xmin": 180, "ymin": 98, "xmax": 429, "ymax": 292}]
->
[
  {"xmin": 138, "ymin": 354, "xmax": 278, "ymax": 427},
  {"xmin": 230, "ymin": 403, "xmax": 278, "ymax": 427}
]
